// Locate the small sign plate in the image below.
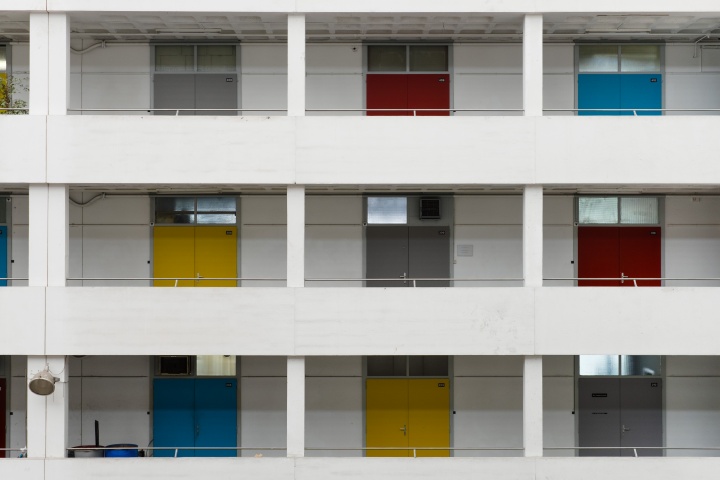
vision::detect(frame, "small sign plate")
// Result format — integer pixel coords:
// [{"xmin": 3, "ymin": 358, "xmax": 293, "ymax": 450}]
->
[{"xmin": 592, "ymin": 393, "xmax": 608, "ymax": 398}]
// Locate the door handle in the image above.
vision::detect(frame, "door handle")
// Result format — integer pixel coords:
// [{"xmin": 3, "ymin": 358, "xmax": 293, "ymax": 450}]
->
[
  {"xmin": 196, "ymin": 424, "xmax": 200, "ymax": 437},
  {"xmin": 621, "ymin": 272, "xmax": 628, "ymax": 284},
  {"xmin": 399, "ymin": 424, "xmax": 407, "ymax": 436},
  {"xmin": 400, "ymin": 272, "xmax": 407, "ymax": 285},
  {"xmin": 622, "ymin": 424, "xmax": 631, "ymax": 433}
]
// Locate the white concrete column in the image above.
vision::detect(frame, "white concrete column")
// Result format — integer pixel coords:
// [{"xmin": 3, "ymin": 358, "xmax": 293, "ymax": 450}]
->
[
  {"xmin": 27, "ymin": 355, "xmax": 69, "ymax": 458},
  {"xmin": 287, "ymin": 185, "xmax": 305, "ymax": 287},
  {"xmin": 523, "ymin": 185, "xmax": 543, "ymax": 287},
  {"xmin": 523, "ymin": 14, "xmax": 543, "ymax": 117},
  {"xmin": 29, "ymin": 184, "xmax": 69, "ymax": 287},
  {"xmin": 29, "ymin": 12, "xmax": 69, "ymax": 115},
  {"xmin": 286, "ymin": 356, "xmax": 305, "ymax": 457},
  {"xmin": 523, "ymin": 355, "xmax": 543, "ymax": 457},
  {"xmin": 287, "ymin": 14, "xmax": 306, "ymax": 116}
]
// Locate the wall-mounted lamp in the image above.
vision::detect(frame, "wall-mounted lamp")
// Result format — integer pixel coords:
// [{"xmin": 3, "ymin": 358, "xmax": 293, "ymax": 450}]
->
[{"xmin": 29, "ymin": 368, "xmax": 59, "ymax": 396}]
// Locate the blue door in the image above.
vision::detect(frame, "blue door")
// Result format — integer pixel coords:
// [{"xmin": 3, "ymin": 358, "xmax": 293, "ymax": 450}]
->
[
  {"xmin": 195, "ymin": 378, "xmax": 237, "ymax": 457},
  {"xmin": 0, "ymin": 226, "xmax": 7, "ymax": 287},
  {"xmin": 578, "ymin": 73, "xmax": 661, "ymax": 116},
  {"xmin": 153, "ymin": 378, "xmax": 237, "ymax": 457}
]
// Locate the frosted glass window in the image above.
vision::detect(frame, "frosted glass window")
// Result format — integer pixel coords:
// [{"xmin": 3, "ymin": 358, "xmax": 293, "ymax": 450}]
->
[
  {"xmin": 620, "ymin": 197, "xmax": 658, "ymax": 224},
  {"xmin": 621, "ymin": 45, "xmax": 661, "ymax": 72},
  {"xmin": 196, "ymin": 355, "xmax": 236, "ymax": 376},
  {"xmin": 621, "ymin": 355, "xmax": 661, "ymax": 376},
  {"xmin": 197, "ymin": 196, "xmax": 236, "ymax": 212},
  {"xmin": 197, "ymin": 213, "xmax": 236, "ymax": 224},
  {"xmin": 155, "ymin": 46, "xmax": 195, "ymax": 72},
  {"xmin": 197, "ymin": 45, "xmax": 236, "ymax": 72},
  {"xmin": 156, "ymin": 197, "xmax": 194, "ymax": 212},
  {"xmin": 578, "ymin": 197, "xmax": 618, "ymax": 224},
  {"xmin": 409, "ymin": 46, "xmax": 448, "ymax": 72},
  {"xmin": 367, "ymin": 356, "xmax": 407, "ymax": 376},
  {"xmin": 368, "ymin": 46, "xmax": 407, "ymax": 72},
  {"xmin": 367, "ymin": 197, "xmax": 407, "ymax": 224},
  {"xmin": 409, "ymin": 356, "xmax": 449, "ymax": 376},
  {"xmin": 579, "ymin": 45, "xmax": 619, "ymax": 72},
  {"xmin": 579, "ymin": 355, "xmax": 620, "ymax": 376}
]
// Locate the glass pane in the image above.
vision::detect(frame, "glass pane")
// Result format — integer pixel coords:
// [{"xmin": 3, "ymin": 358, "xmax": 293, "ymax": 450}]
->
[
  {"xmin": 196, "ymin": 355, "xmax": 236, "ymax": 376},
  {"xmin": 0, "ymin": 46, "xmax": 6, "ymax": 72},
  {"xmin": 621, "ymin": 45, "xmax": 661, "ymax": 73},
  {"xmin": 409, "ymin": 46, "xmax": 448, "ymax": 72},
  {"xmin": 155, "ymin": 213, "xmax": 195, "ymax": 224},
  {"xmin": 621, "ymin": 355, "xmax": 661, "ymax": 376},
  {"xmin": 367, "ymin": 197, "xmax": 407, "ymax": 224},
  {"xmin": 196, "ymin": 213, "xmax": 237, "ymax": 224},
  {"xmin": 156, "ymin": 197, "xmax": 195, "ymax": 212},
  {"xmin": 579, "ymin": 45, "xmax": 619, "ymax": 73},
  {"xmin": 197, "ymin": 196, "xmax": 236, "ymax": 212},
  {"xmin": 368, "ymin": 46, "xmax": 407, "ymax": 72},
  {"xmin": 367, "ymin": 356, "xmax": 407, "ymax": 376},
  {"xmin": 579, "ymin": 355, "xmax": 620, "ymax": 376},
  {"xmin": 578, "ymin": 197, "xmax": 619, "ymax": 224},
  {"xmin": 197, "ymin": 45, "xmax": 236, "ymax": 72},
  {"xmin": 620, "ymin": 197, "xmax": 658, "ymax": 224},
  {"xmin": 409, "ymin": 356, "xmax": 449, "ymax": 376},
  {"xmin": 155, "ymin": 45, "xmax": 195, "ymax": 72}
]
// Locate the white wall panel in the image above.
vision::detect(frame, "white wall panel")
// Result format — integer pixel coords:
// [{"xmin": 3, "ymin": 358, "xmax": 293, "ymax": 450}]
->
[
  {"xmin": 453, "ymin": 75, "xmax": 522, "ymax": 115},
  {"xmin": 79, "ymin": 44, "xmax": 151, "ymax": 74},
  {"xmin": 666, "ymin": 196, "xmax": 720, "ymax": 224},
  {"xmin": 45, "ymin": 288, "xmax": 296, "ymax": 355},
  {"xmin": 69, "ymin": 225, "xmax": 83, "ymax": 286},
  {"xmin": 80, "ymin": 195, "xmax": 150, "ymax": 225},
  {"xmin": 543, "ymin": 225, "xmax": 573, "ymax": 287},
  {"xmin": 242, "ymin": 45, "xmax": 288, "ymax": 74},
  {"xmin": 240, "ymin": 225, "xmax": 287, "ymax": 287},
  {"xmin": 453, "ymin": 377, "xmax": 523, "ymax": 457},
  {"xmin": 0, "ymin": 288, "xmax": 45, "ymax": 354},
  {"xmin": 240, "ymin": 377, "xmax": 287, "ymax": 457},
  {"xmin": 305, "ymin": 377, "xmax": 362, "ymax": 457},
  {"xmin": 666, "ymin": 45, "xmax": 701, "ymax": 73},
  {"xmin": 666, "ymin": 355, "xmax": 720, "ymax": 376},
  {"xmin": 0, "ymin": 117, "xmax": 46, "ymax": 183},
  {"xmin": 242, "ymin": 196, "xmax": 287, "ymax": 224},
  {"xmin": 543, "ymin": 45, "xmax": 574, "ymax": 74},
  {"xmin": 306, "ymin": 356, "xmax": 361, "ymax": 377},
  {"xmin": 665, "ymin": 226, "xmax": 720, "ymax": 286},
  {"xmin": 10, "ymin": 224, "xmax": 28, "ymax": 286},
  {"xmin": 241, "ymin": 75, "xmax": 288, "ymax": 114},
  {"xmin": 455, "ymin": 196, "xmax": 522, "ymax": 224},
  {"xmin": 241, "ymin": 356, "xmax": 287, "ymax": 377},
  {"xmin": 10, "ymin": 44, "xmax": 29, "ymax": 73},
  {"xmin": 306, "ymin": 196, "xmax": 362, "ymax": 225},
  {"xmin": 453, "ymin": 225, "xmax": 522, "ymax": 287},
  {"xmin": 0, "ymin": 460, "xmax": 43, "ymax": 480},
  {"xmin": 11, "ymin": 196, "xmax": 29, "ymax": 224},
  {"xmin": 543, "ymin": 74, "xmax": 574, "ymax": 115},
  {"xmin": 78, "ymin": 355, "xmax": 150, "ymax": 377},
  {"xmin": 69, "ymin": 73, "xmax": 82, "ymax": 113},
  {"xmin": 307, "ymin": 75, "xmax": 363, "ymax": 115},
  {"xmin": 665, "ymin": 74, "xmax": 720, "ymax": 114},
  {"xmin": 542, "ymin": 377, "xmax": 574, "ymax": 457},
  {"xmin": 454, "ymin": 356, "xmax": 523, "ymax": 376},
  {"xmin": 543, "ymin": 356, "xmax": 573, "ymax": 377},
  {"xmin": 454, "ymin": 45, "xmax": 522, "ymax": 74},
  {"xmin": 666, "ymin": 377, "xmax": 720, "ymax": 456},
  {"xmin": 80, "ymin": 74, "xmax": 151, "ymax": 113},
  {"xmin": 305, "ymin": 225, "xmax": 362, "ymax": 287},
  {"xmin": 543, "ymin": 196, "xmax": 572, "ymax": 225},
  {"xmin": 307, "ymin": 45, "xmax": 362, "ymax": 74},
  {"xmin": 81, "ymin": 225, "xmax": 151, "ymax": 286}
]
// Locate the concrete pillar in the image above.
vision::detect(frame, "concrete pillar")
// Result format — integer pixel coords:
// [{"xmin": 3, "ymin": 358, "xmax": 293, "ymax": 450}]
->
[
  {"xmin": 286, "ymin": 356, "xmax": 305, "ymax": 457},
  {"xmin": 523, "ymin": 14, "xmax": 543, "ymax": 117},
  {"xmin": 523, "ymin": 185, "xmax": 543, "ymax": 287},
  {"xmin": 27, "ymin": 356, "xmax": 68, "ymax": 458},
  {"xmin": 523, "ymin": 355, "xmax": 543, "ymax": 457},
  {"xmin": 29, "ymin": 185, "xmax": 68, "ymax": 287},
  {"xmin": 287, "ymin": 185, "xmax": 305, "ymax": 287},
  {"xmin": 287, "ymin": 14, "xmax": 306, "ymax": 116},
  {"xmin": 29, "ymin": 13, "xmax": 69, "ymax": 115}
]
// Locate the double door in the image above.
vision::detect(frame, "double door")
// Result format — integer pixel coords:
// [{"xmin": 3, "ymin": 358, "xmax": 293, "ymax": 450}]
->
[
  {"xmin": 366, "ymin": 379, "xmax": 450, "ymax": 457},
  {"xmin": 367, "ymin": 74, "xmax": 450, "ymax": 116},
  {"xmin": 578, "ymin": 378, "xmax": 662, "ymax": 456},
  {"xmin": 578, "ymin": 74, "xmax": 662, "ymax": 116},
  {"xmin": 154, "ymin": 74, "xmax": 238, "ymax": 115},
  {"xmin": 153, "ymin": 378, "xmax": 237, "ymax": 457},
  {"xmin": 366, "ymin": 226, "xmax": 450, "ymax": 287},
  {"xmin": 153, "ymin": 226, "xmax": 237, "ymax": 287},
  {"xmin": 578, "ymin": 226, "xmax": 661, "ymax": 286}
]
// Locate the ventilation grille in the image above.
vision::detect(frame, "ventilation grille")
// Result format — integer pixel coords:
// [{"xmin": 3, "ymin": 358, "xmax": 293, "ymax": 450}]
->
[
  {"xmin": 420, "ymin": 197, "xmax": 441, "ymax": 219},
  {"xmin": 159, "ymin": 356, "xmax": 191, "ymax": 375}
]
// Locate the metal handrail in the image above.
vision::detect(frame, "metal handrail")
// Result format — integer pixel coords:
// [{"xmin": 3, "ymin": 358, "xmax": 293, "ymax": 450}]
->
[
  {"xmin": 66, "ymin": 108, "xmax": 287, "ymax": 113},
  {"xmin": 65, "ymin": 277, "xmax": 285, "ymax": 282},
  {"xmin": 60, "ymin": 107, "xmax": 720, "ymax": 114},
  {"xmin": 546, "ymin": 108, "xmax": 720, "ymax": 113},
  {"xmin": 0, "ymin": 278, "xmax": 29, "ymax": 281},
  {"xmin": 544, "ymin": 277, "xmax": 720, "ymax": 281},
  {"xmin": 546, "ymin": 446, "xmax": 720, "ymax": 450}
]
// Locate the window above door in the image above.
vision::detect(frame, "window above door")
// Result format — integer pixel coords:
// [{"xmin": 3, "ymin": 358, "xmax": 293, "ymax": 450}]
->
[
  {"xmin": 577, "ymin": 196, "xmax": 659, "ymax": 225},
  {"xmin": 155, "ymin": 45, "xmax": 237, "ymax": 73},
  {"xmin": 367, "ymin": 45, "xmax": 449, "ymax": 73},
  {"xmin": 578, "ymin": 45, "xmax": 661, "ymax": 73}
]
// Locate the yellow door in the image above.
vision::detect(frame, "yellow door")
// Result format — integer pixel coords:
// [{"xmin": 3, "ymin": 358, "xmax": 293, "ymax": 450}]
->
[
  {"xmin": 409, "ymin": 379, "xmax": 450, "ymax": 457},
  {"xmin": 194, "ymin": 226, "xmax": 237, "ymax": 287},
  {"xmin": 153, "ymin": 227, "xmax": 195, "ymax": 287},
  {"xmin": 366, "ymin": 378, "xmax": 450, "ymax": 457},
  {"xmin": 366, "ymin": 379, "xmax": 409, "ymax": 457}
]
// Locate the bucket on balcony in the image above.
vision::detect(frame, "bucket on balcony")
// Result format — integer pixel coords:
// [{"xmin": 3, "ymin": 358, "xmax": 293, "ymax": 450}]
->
[
  {"xmin": 68, "ymin": 445, "xmax": 104, "ymax": 458},
  {"xmin": 105, "ymin": 444, "xmax": 139, "ymax": 458}
]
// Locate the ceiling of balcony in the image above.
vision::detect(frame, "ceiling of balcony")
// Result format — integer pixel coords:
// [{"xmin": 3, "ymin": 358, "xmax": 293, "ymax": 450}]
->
[{"xmin": 2, "ymin": 12, "xmax": 720, "ymax": 43}]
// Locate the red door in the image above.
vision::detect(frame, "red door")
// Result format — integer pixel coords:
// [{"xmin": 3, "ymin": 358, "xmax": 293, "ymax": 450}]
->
[
  {"xmin": 578, "ymin": 227, "xmax": 661, "ymax": 287},
  {"xmin": 0, "ymin": 378, "xmax": 5, "ymax": 457},
  {"xmin": 367, "ymin": 74, "xmax": 449, "ymax": 116}
]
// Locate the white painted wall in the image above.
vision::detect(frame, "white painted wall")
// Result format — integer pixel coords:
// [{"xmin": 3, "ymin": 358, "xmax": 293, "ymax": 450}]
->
[
  {"xmin": 665, "ymin": 45, "xmax": 720, "ymax": 115},
  {"xmin": 240, "ymin": 356, "xmax": 287, "ymax": 457}
]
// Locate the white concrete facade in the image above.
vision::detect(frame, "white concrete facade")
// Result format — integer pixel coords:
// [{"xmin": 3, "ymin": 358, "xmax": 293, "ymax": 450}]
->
[{"xmin": 2, "ymin": 1, "xmax": 720, "ymax": 479}]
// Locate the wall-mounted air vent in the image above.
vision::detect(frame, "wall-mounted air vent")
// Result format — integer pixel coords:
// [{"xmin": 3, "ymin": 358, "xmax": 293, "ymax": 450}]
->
[
  {"xmin": 159, "ymin": 356, "xmax": 191, "ymax": 376},
  {"xmin": 420, "ymin": 197, "xmax": 441, "ymax": 220}
]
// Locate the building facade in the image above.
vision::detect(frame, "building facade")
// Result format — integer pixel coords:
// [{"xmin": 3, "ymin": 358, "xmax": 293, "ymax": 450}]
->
[{"xmin": 2, "ymin": 1, "xmax": 720, "ymax": 479}]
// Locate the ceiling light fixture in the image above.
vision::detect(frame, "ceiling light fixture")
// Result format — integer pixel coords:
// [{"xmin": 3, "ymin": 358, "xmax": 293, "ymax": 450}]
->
[
  {"xmin": 155, "ymin": 28, "xmax": 222, "ymax": 34},
  {"xmin": 28, "ymin": 368, "xmax": 59, "ymax": 396}
]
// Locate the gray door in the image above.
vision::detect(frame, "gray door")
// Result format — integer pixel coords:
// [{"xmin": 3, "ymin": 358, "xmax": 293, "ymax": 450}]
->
[
  {"xmin": 154, "ymin": 74, "xmax": 237, "ymax": 115},
  {"xmin": 154, "ymin": 74, "xmax": 195, "ymax": 115},
  {"xmin": 195, "ymin": 74, "xmax": 237, "ymax": 116},
  {"xmin": 366, "ymin": 226, "xmax": 449, "ymax": 288},
  {"xmin": 579, "ymin": 378, "xmax": 662, "ymax": 457}
]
